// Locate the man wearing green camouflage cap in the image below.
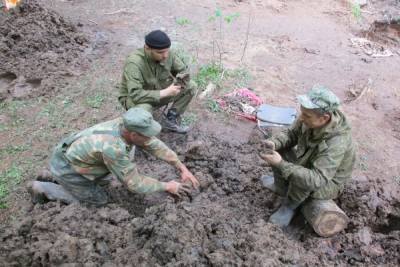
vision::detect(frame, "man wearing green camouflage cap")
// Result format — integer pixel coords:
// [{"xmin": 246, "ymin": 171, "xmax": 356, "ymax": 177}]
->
[
  {"xmin": 259, "ymin": 86, "xmax": 356, "ymax": 227},
  {"xmin": 27, "ymin": 108, "xmax": 199, "ymax": 206},
  {"xmin": 117, "ymin": 30, "xmax": 197, "ymax": 134}
]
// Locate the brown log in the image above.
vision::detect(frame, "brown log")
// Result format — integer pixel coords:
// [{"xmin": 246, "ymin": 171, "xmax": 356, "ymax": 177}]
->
[{"xmin": 301, "ymin": 199, "xmax": 349, "ymax": 237}]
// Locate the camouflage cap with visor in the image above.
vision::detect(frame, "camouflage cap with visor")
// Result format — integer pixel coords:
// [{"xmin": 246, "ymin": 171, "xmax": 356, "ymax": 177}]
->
[
  {"xmin": 122, "ymin": 108, "xmax": 161, "ymax": 137},
  {"xmin": 297, "ymin": 85, "xmax": 340, "ymax": 112}
]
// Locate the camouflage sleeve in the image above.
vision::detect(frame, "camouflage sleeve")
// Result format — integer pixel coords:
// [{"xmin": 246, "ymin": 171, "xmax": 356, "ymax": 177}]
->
[
  {"xmin": 121, "ymin": 62, "xmax": 161, "ymax": 106},
  {"xmin": 276, "ymin": 135, "xmax": 348, "ymax": 191},
  {"xmin": 171, "ymin": 52, "xmax": 188, "ymax": 76},
  {"xmin": 103, "ymin": 143, "xmax": 166, "ymax": 193},
  {"xmin": 143, "ymin": 137, "xmax": 184, "ymax": 169},
  {"xmin": 269, "ymin": 119, "xmax": 302, "ymax": 150}
]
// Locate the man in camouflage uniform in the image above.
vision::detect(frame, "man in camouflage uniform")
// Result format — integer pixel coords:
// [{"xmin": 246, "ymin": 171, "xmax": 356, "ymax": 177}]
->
[
  {"xmin": 260, "ymin": 86, "xmax": 356, "ymax": 227},
  {"xmin": 27, "ymin": 108, "xmax": 199, "ymax": 205},
  {"xmin": 118, "ymin": 30, "xmax": 197, "ymax": 134}
]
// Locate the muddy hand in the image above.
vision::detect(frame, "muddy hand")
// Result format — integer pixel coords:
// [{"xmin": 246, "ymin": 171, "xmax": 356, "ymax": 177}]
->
[
  {"xmin": 176, "ymin": 183, "xmax": 191, "ymax": 198},
  {"xmin": 180, "ymin": 165, "xmax": 200, "ymax": 189},
  {"xmin": 261, "ymin": 140, "xmax": 275, "ymax": 151},
  {"xmin": 260, "ymin": 151, "xmax": 282, "ymax": 167},
  {"xmin": 165, "ymin": 181, "xmax": 191, "ymax": 198}
]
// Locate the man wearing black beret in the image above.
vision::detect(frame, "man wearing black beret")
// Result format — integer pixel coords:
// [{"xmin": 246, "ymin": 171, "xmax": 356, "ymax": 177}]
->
[{"xmin": 118, "ymin": 30, "xmax": 196, "ymax": 134}]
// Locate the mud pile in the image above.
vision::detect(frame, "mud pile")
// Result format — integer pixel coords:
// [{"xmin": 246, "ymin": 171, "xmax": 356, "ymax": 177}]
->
[
  {"xmin": 0, "ymin": 123, "xmax": 399, "ymax": 266},
  {"xmin": 0, "ymin": 0, "xmax": 89, "ymax": 100}
]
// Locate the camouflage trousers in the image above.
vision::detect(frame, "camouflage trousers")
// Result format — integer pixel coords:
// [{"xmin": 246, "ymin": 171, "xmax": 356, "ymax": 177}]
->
[
  {"xmin": 273, "ymin": 148, "xmax": 345, "ymax": 203},
  {"xmin": 49, "ymin": 138, "xmax": 109, "ymax": 206},
  {"xmin": 124, "ymin": 82, "xmax": 197, "ymax": 114}
]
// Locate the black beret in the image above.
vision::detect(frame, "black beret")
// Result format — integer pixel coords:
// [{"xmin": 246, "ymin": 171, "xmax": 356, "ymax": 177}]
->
[{"xmin": 145, "ymin": 30, "xmax": 171, "ymax": 49}]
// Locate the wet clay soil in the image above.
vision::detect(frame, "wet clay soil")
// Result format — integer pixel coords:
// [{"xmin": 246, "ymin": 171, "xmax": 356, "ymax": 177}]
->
[
  {"xmin": 1, "ymin": 122, "xmax": 399, "ymax": 266},
  {"xmin": 0, "ymin": 0, "xmax": 89, "ymax": 100},
  {"xmin": 0, "ymin": 0, "xmax": 400, "ymax": 266}
]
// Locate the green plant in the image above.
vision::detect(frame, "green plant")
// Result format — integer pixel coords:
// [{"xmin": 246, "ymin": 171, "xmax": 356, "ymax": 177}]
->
[
  {"xmin": 207, "ymin": 99, "xmax": 222, "ymax": 113},
  {"xmin": 86, "ymin": 94, "xmax": 105, "ymax": 108},
  {"xmin": 0, "ymin": 144, "xmax": 28, "ymax": 159},
  {"xmin": 351, "ymin": 3, "xmax": 361, "ymax": 19},
  {"xmin": 208, "ymin": 8, "xmax": 241, "ymax": 66},
  {"xmin": 195, "ymin": 63, "xmax": 225, "ymax": 89},
  {"xmin": 176, "ymin": 17, "xmax": 191, "ymax": 26},
  {"xmin": 39, "ymin": 102, "xmax": 57, "ymax": 117},
  {"xmin": 181, "ymin": 112, "xmax": 197, "ymax": 126},
  {"xmin": 224, "ymin": 12, "xmax": 240, "ymax": 24},
  {"xmin": 226, "ymin": 68, "xmax": 252, "ymax": 89},
  {"xmin": 358, "ymin": 155, "xmax": 368, "ymax": 171},
  {"xmin": 0, "ymin": 165, "xmax": 23, "ymax": 209}
]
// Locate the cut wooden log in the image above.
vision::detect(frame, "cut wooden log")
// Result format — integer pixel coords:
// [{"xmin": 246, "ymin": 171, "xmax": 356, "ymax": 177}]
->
[{"xmin": 301, "ymin": 199, "xmax": 349, "ymax": 237}]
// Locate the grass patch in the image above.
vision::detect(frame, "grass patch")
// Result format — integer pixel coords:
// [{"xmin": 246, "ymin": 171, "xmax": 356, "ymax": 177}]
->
[
  {"xmin": 0, "ymin": 144, "xmax": 28, "ymax": 159},
  {"xmin": 176, "ymin": 17, "xmax": 191, "ymax": 26},
  {"xmin": 207, "ymin": 99, "xmax": 222, "ymax": 113},
  {"xmin": 181, "ymin": 112, "xmax": 197, "ymax": 126},
  {"xmin": 86, "ymin": 93, "xmax": 105, "ymax": 108},
  {"xmin": 351, "ymin": 3, "xmax": 361, "ymax": 20},
  {"xmin": 0, "ymin": 165, "xmax": 23, "ymax": 209},
  {"xmin": 194, "ymin": 63, "xmax": 225, "ymax": 90}
]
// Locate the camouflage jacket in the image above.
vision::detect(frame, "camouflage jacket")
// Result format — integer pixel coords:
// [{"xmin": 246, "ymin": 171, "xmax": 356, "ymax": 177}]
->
[
  {"xmin": 118, "ymin": 48, "xmax": 188, "ymax": 110},
  {"xmin": 64, "ymin": 118, "xmax": 183, "ymax": 193},
  {"xmin": 269, "ymin": 110, "xmax": 356, "ymax": 191}
]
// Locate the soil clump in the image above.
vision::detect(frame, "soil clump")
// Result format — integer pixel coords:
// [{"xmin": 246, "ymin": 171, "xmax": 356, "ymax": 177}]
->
[
  {"xmin": 1, "ymin": 122, "xmax": 399, "ymax": 266},
  {"xmin": 0, "ymin": 0, "xmax": 89, "ymax": 100}
]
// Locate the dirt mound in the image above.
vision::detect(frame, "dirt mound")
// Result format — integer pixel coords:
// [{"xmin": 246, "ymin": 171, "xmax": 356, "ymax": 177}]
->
[
  {"xmin": 0, "ymin": 122, "xmax": 399, "ymax": 266},
  {"xmin": 0, "ymin": 0, "xmax": 89, "ymax": 100}
]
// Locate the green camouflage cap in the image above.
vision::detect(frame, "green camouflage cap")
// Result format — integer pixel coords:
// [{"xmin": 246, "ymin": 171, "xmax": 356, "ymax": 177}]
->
[
  {"xmin": 122, "ymin": 108, "xmax": 161, "ymax": 137},
  {"xmin": 297, "ymin": 85, "xmax": 340, "ymax": 112}
]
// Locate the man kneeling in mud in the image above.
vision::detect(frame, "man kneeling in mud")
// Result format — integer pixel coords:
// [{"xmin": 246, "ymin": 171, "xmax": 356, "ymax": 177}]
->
[
  {"xmin": 260, "ymin": 86, "xmax": 356, "ymax": 227},
  {"xmin": 27, "ymin": 108, "xmax": 199, "ymax": 205}
]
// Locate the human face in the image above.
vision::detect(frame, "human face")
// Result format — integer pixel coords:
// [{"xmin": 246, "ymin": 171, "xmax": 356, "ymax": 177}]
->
[
  {"xmin": 148, "ymin": 47, "xmax": 169, "ymax": 62},
  {"xmin": 299, "ymin": 106, "xmax": 330, "ymax": 129},
  {"xmin": 128, "ymin": 132, "xmax": 151, "ymax": 146}
]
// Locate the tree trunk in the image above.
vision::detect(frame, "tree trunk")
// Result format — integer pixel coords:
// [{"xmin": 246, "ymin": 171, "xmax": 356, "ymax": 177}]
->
[{"xmin": 301, "ymin": 199, "xmax": 349, "ymax": 237}]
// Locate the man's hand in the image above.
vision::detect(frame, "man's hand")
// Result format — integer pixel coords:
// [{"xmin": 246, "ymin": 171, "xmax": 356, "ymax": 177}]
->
[
  {"xmin": 260, "ymin": 151, "xmax": 282, "ymax": 167},
  {"xmin": 179, "ymin": 165, "xmax": 200, "ymax": 188},
  {"xmin": 261, "ymin": 140, "xmax": 276, "ymax": 151},
  {"xmin": 160, "ymin": 84, "xmax": 181, "ymax": 99},
  {"xmin": 165, "ymin": 181, "xmax": 191, "ymax": 197}
]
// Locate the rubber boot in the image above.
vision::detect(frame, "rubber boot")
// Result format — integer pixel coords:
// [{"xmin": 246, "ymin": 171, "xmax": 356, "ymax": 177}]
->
[
  {"xmin": 27, "ymin": 181, "xmax": 79, "ymax": 204},
  {"xmin": 269, "ymin": 198, "xmax": 301, "ymax": 227},
  {"xmin": 162, "ymin": 108, "xmax": 189, "ymax": 134},
  {"xmin": 260, "ymin": 175, "xmax": 287, "ymax": 197}
]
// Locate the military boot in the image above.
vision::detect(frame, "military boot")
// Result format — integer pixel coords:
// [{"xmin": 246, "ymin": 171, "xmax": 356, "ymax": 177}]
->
[
  {"xmin": 269, "ymin": 198, "xmax": 302, "ymax": 227},
  {"xmin": 27, "ymin": 181, "xmax": 79, "ymax": 204},
  {"xmin": 162, "ymin": 108, "xmax": 189, "ymax": 134},
  {"xmin": 260, "ymin": 175, "xmax": 287, "ymax": 197}
]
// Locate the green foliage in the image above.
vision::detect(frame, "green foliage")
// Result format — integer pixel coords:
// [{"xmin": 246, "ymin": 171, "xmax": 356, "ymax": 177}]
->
[
  {"xmin": 171, "ymin": 44, "xmax": 197, "ymax": 67},
  {"xmin": 0, "ymin": 165, "xmax": 23, "ymax": 209},
  {"xmin": 351, "ymin": 3, "xmax": 361, "ymax": 19},
  {"xmin": 207, "ymin": 99, "xmax": 222, "ymax": 113},
  {"xmin": 62, "ymin": 96, "xmax": 74, "ymax": 108},
  {"xmin": 194, "ymin": 63, "xmax": 224, "ymax": 89},
  {"xmin": 176, "ymin": 17, "xmax": 191, "ymax": 26},
  {"xmin": 39, "ymin": 102, "xmax": 57, "ymax": 117},
  {"xmin": 86, "ymin": 94, "xmax": 105, "ymax": 108},
  {"xmin": 224, "ymin": 12, "xmax": 240, "ymax": 24},
  {"xmin": 181, "ymin": 112, "xmax": 197, "ymax": 126},
  {"xmin": 225, "ymin": 68, "xmax": 252, "ymax": 89},
  {"xmin": 358, "ymin": 155, "xmax": 368, "ymax": 171},
  {"xmin": 0, "ymin": 144, "xmax": 28, "ymax": 159},
  {"xmin": 209, "ymin": 8, "xmax": 240, "ymax": 24}
]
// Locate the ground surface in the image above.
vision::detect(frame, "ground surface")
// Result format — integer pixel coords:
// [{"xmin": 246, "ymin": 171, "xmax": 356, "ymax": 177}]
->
[{"xmin": 0, "ymin": 0, "xmax": 399, "ymax": 266}]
